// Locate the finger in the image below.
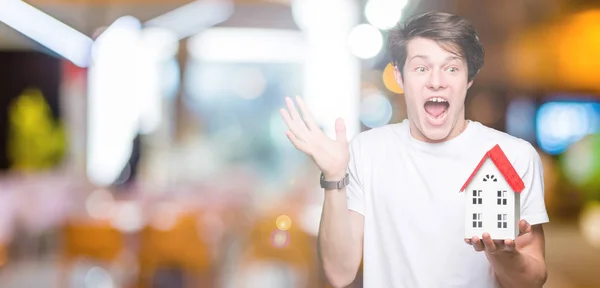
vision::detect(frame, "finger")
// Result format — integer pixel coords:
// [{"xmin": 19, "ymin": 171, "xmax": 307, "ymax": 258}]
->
[
  {"xmin": 519, "ymin": 219, "xmax": 532, "ymax": 236},
  {"xmin": 335, "ymin": 118, "xmax": 347, "ymax": 143},
  {"xmin": 493, "ymin": 239, "xmax": 506, "ymax": 250},
  {"xmin": 283, "ymin": 98, "xmax": 311, "ymax": 138},
  {"xmin": 281, "ymin": 108, "xmax": 309, "ymax": 140},
  {"xmin": 482, "ymin": 233, "xmax": 497, "ymax": 254},
  {"xmin": 504, "ymin": 239, "xmax": 516, "ymax": 252},
  {"xmin": 471, "ymin": 236, "xmax": 484, "ymax": 252},
  {"xmin": 280, "ymin": 108, "xmax": 293, "ymax": 127},
  {"xmin": 295, "ymin": 96, "xmax": 319, "ymax": 131},
  {"xmin": 285, "ymin": 97, "xmax": 303, "ymax": 121},
  {"xmin": 464, "ymin": 238, "xmax": 472, "ymax": 245},
  {"xmin": 285, "ymin": 130, "xmax": 309, "ymax": 153}
]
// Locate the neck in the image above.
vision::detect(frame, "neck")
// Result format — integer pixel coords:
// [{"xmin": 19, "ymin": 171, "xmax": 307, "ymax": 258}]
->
[
  {"xmin": 412, "ymin": 117, "xmax": 469, "ymax": 144},
  {"xmin": 451, "ymin": 118, "xmax": 469, "ymax": 138}
]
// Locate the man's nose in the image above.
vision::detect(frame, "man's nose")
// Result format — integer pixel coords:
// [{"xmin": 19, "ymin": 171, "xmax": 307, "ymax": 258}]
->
[{"xmin": 427, "ymin": 69, "xmax": 447, "ymax": 90}]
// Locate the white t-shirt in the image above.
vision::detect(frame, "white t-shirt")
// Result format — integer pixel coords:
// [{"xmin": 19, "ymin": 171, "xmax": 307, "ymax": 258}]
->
[{"xmin": 346, "ymin": 119, "xmax": 549, "ymax": 288}]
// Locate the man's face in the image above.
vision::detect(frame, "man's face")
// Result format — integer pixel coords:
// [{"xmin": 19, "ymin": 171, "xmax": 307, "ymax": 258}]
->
[{"xmin": 395, "ymin": 37, "xmax": 472, "ymax": 143}]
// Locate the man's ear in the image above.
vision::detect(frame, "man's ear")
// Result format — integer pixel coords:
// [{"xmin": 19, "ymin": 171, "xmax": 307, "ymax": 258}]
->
[
  {"xmin": 467, "ymin": 80, "xmax": 473, "ymax": 89},
  {"xmin": 393, "ymin": 66, "xmax": 404, "ymax": 90}
]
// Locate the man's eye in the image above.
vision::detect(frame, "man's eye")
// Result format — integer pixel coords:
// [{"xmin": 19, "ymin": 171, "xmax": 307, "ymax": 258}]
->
[{"xmin": 415, "ymin": 67, "xmax": 426, "ymax": 72}]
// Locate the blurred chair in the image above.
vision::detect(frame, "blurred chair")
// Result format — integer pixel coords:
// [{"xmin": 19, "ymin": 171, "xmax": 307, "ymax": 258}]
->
[
  {"xmin": 235, "ymin": 211, "xmax": 322, "ymax": 288},
  {"xmin": 136, "ymin": 212, "xmax": 214, "ymax": 288},
  {"xmin": 59, "ymin": 220, "xmax": 125, "ymax": 287}
]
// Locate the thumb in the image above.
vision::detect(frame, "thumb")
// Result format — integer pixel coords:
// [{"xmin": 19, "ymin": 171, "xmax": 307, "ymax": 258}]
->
[
  {"xmin": 518, "ymin": 219, "xmax": 531, "ymax": 236},
  {"xmin": 335, "ymin": 118, "xmax": 347, "ymax": 143}
]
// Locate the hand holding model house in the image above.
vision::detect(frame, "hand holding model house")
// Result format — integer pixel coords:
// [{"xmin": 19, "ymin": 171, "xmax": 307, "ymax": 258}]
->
[{"xmin": 461, "ymin": 144, "xmax": 534, "ymax": 254}]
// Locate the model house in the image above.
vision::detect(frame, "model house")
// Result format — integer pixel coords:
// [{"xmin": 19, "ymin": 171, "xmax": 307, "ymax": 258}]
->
[{"xmin": 460, "ymin": 144, "xmax": 525, "ymax": 240}]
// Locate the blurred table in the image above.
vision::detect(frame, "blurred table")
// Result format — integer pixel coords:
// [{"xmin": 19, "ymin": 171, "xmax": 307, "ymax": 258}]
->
[
  {"xmin": 0, "ymin": 221, "xmax": 597, "ymax": 288},
  {"xmin": 545, "ymin": 220, "xmax": 600, "ymax": 288}
]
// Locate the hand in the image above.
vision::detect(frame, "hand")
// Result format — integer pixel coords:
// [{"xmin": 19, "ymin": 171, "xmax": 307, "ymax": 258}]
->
[
  {"xmin": 280, "ymin": 96, "xmax": 349, "ymax": 179},
  {"xmin": 465, "ymin": 219, "xmax": 533, "ymax": 255}
]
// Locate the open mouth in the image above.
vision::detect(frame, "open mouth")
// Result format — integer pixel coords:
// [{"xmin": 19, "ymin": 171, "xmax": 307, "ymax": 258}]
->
[{"xmin": 424, "ymin": 97, "xmax": 449, "ymax": 123}]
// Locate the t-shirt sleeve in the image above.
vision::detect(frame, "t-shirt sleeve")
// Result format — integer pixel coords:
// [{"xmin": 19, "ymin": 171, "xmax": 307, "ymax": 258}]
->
[
  {"xmin": 519, "ymin": 143, "xmax": 550, "ymax": 226},
  {"xmin": 346, "ymin": 138, "xmax": 365, "ymax": 216}
]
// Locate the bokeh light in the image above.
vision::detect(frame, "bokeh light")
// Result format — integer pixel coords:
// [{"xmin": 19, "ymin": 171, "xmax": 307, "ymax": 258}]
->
[
  {"xmin": 561, "ymin": 134, "xmax": 600, "ymax": 199},
  {"xmin": 110, "ymin": 201, "xmax": 144, "ymax": 233},
  {"xmin": 150, "ymin": 202, "xmax": 181, "ymax": 231},
  {"xmin": 84, "ymin": 266, "xmax": 115, "ymax": 288},
  {"xmin": 276, "ymin": 215, "xmax": 292, "ymax": 231},
  {"xmin": 364, "ymin": 0, "xmax": 407, "ymax": 30},
  {"xmin": 555, "ymin": 10, "xmax": 600, "ymax": 90},
  {"xmin": 85, "ymin": 189, "xmax": 115, "ymax": 220},
  {"xmin": 348, "ymin": 24, "xmax": 382, "ymax": 59},
  {"xmin": 382, "ymin": 63, "xmax": 403, "ymax": 94},
  {"xmin": 360, "ymin": 93, "xmax": 393, "ymax": 128},
  {"xmin": 506, "ymin": 97, "xmax": 537, "ymax": 143},
  {"xmin": 536, "ymin": 101, "xmax": 600, "ymax": 155},
  {"xmin": 291, "ymin": 0, "xmax": 357, "ymax": 32},
  {"xmin": 270, "ymin": 229, "xmax": 290, "ymax": 249},
  {"xmin": 232, "ymin": 67, "xmax": 266, "ymax": 99}
]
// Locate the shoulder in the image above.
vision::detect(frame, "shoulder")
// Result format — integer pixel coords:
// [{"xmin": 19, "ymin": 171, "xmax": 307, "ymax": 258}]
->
[
  {"xmin": 472, "ymin": 122, "xmax": 541, "ymax": 166},
  {"xmin": 349, "ymin": 122, "xmax": 405, "ymax": 150},
  {"xmin": 346, "ymin": 122, "xmax": 405, "ymax": 167}
]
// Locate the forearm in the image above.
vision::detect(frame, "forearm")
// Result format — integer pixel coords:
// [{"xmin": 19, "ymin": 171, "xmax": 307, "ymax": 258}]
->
[
  {"xmin": 489, "ymin": 252, "xmax": 547, "ymax": 288},
  {"xmin": 318, "ymin": 188, "xmax": 362, "ymax": 286}
]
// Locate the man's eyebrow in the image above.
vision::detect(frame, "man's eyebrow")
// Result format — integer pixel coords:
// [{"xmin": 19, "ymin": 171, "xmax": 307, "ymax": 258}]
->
[
  {"xmin": 408, "ymin": 55, "xmax": 463, "ymax": 62},
  {"xmin": 445, "ymin": 56, "xmax": 462, "ymax": 62},
  {"xmin": 409, "ymin": 55, "xmax": 428, "ymax": 61}
]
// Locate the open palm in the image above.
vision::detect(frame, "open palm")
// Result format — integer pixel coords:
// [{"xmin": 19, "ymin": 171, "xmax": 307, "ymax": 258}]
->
[{"xmin": 280, "ymin": 96, "xmax": 349, "ymax": 180}]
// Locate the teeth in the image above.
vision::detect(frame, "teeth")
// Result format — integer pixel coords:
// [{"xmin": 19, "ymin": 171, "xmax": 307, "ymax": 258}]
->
[{"xmin": 428, "ymin": 97, "xmax": 447, "ymax": 103}]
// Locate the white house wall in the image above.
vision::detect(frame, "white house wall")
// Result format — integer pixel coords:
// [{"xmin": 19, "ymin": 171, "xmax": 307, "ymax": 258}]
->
[{"xmin": 464, "ymin": 159, "xmax": 518, "ymax": 240}]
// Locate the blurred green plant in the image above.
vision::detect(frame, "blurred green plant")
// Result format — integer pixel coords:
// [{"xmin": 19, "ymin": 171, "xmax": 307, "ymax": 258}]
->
[
  {"xmin": 7, "ymin": 87, "xmax": 67, "ymax": 171},
  {"xmin": 560, "ymin": 133, "xmax": 600, "ymax": 202}
]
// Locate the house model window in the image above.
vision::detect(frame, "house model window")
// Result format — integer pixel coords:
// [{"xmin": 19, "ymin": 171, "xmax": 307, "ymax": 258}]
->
[
  {"xmin": 460, "ymin": 144, "xmax": 525, "ymax": 240},
  {"xmin": 497, "ymin": 214, "xmax": 508, "ymax": 229},
  {"xmin": 472, "ymin": 190, "xmax": 482, "ymax": 205},
  {"xmin": 483, "ymin": 174, "xmax": 497, "ymax": 182},
  {"xmin": 497, "ymin": 190, "xmax": 508, "ymax": 205},
  {"xmin": 472, "ymin": 213, "xmax": 483, "ymax": 228}
]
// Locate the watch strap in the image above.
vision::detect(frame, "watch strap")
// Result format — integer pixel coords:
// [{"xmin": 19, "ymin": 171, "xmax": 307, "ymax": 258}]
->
[{"xmin": 320, "ymin": 172, "xmax": 350, "ymax": 190}]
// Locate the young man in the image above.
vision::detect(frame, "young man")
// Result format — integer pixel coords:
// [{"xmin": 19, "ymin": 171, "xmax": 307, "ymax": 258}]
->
[{"xmin": 281, "ymin": 11, "xmax": 549, "ymax": 288}]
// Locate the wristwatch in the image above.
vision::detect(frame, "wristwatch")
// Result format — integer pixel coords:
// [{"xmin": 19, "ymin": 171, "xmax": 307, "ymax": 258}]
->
[{"xmin": 320, "ymin": 172, "xmax": 350, "ymax": 190}]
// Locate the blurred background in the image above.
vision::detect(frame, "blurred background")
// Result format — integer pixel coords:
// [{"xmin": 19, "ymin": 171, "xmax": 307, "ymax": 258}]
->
[{"xmin": 0, "ymin": 0, "xmax": 599, "ymax": 287}]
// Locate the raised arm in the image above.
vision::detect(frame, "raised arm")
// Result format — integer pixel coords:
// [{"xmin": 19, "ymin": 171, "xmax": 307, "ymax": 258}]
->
[
  {"xmin": 319, "ymin": 190, "xmax": 364, "ymax": 287},
  {"xmin": 281, "ymin": 96, "xmax": 364, "ymax": 287}
]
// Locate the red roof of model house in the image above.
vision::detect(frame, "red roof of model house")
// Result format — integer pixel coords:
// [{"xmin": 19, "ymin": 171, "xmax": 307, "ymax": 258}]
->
[{"xmin": 460, "ymin": 144, "xmax": 525, "ymax": 193}]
